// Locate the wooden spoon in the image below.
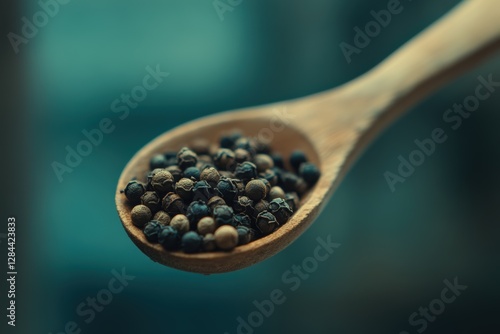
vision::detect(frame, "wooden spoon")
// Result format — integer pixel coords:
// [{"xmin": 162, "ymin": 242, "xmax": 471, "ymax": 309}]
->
[{"xmin": 116, "ymin": 1, "xmax": 500, "ymax": 274}]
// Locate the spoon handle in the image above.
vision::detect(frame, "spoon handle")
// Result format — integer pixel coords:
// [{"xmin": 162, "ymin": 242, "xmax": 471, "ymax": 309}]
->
[{"xmin": 346, "ymin": 0, "xmax": 500, "ymax": 121}]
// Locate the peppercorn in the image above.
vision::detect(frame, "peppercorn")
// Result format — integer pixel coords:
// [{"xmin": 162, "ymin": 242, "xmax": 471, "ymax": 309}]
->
[
  {"xmin": 280, "ymin": 172, "xmax": 300, "ymax": 193},
  {"xmin": 268, "ymin": 198, "xmax": 293, "ymax": 225},
  {"xmin": 234, "ymin": 162, "xmax": 258, "ymax": 181},
  {"xmin": 299, "ymin": 162, "xmax": 321, "ymax": 186},
  {"xmin": 255, "ymin": 138, "xmax": 271, "ymax": 155},
  {"xmin": 175, "ymin": 178, "xmax": 194, "ymax": 201},
  {"xmin": 260, "ymin": 178, "xmax": 272, "ymax": 195},
  {"xmin": 269, "ymin": 186, "xmax": 286, "ymax": 200},
  {"xmin": 259, "ymin": 169, "xmax": 278, "ymax": 186},
  {"xmin": 131, "ymin": 205, "xmax": 152, "ymax": 228},
  {"xmin": 237, "ymin": 226, "xmax": 253, "ymax": 245},
  {"xmin": 190, "ymin": 138, "xmax": 211, "ymax": 155},
  {"xmin": 162, "ymin": 192, "xmax": 186, "ymax": 216},
  {"xmin": 166, "ymin": 165, "xmax": 183, "ymax": 182},
  {"xmin": 245, "ymin": 179, "xmax": 267, "ymax": 202},
  {"xmin": 254, "ymin": 154, "xmax": 274, "ymax": 173},
  {"xmin": 184, "ymin": 167, "xmax": 201, "ymax": 181},
  {"xmin": 170, "ymin": 214, "xmax": 190, "ymax": 235},
  {"xmin": 233, "ymin": 196, "xmax": 254, "ymax": 215},
  {"xmin": 164, "ymin": 151, "xmax": 178, "ymax": 160},
  {"xmin": 217, "ymin": 177, "xmax": 239, "ymax": 202},
  {"xmin": 200, "ymin": 167, "xmax": 221, "ymax": 188},
  {"xmin": 123, "ymin": 180, "xmax": 146, "ymax": 204},
  {"xmin": 220, "ymin": 131, "xmax": 242, "ymax": 149},
  {"xmin": 203, "ymin": 233, "xmax": 217, "ymax": 251},
  {"xmin": 295, "ymin": 178, "xmax": 308, "ymax": 196},
  {"xmin": 153, "ymin": 211, "xmax": 171, "ymax": 225},
  {"xmin": 151, "ymin": 170, "xmax": 175, "ymax": 194},
  {"xmin": 253, "ymin": 200, "xmax": 270, "ymax": 217},
  {"xmin": 197, "ymin": 155, "xmax": 214, "ymax": 171},
  {"xmin": 214, "ymin": 148, "xmax": 236, "ymax": 170},
  {"xmin": 145, "ymin": 168, "xmax": 163, "ymax": 191},
  {"xmin": 219, "ymin": 171, "xmax": 235, "ymax": 179},
  {"xmin": 255, "ymin": 211, "xmax": 279, "ymax": 235},
  {"xmin": 285, "ymin": 192, "xmax": 300, "ymax": 212},
  {"xmin": 234, "ymin": 137, "xmax": 256, "ymax": 156},
  {"xmin": 232, "ymin": 178, "xmax": 246, "ymax": 194},
  {"xmin": 192, "ymin": 180, "xmax": 217, "ymax": 202},
  {"xmin": 197, "ymin": 217, "xmax": 216, "ymax": 236},
  {"xmin": 177, "ymin": 147, "xmax": 198, "ymax": 170},
  {"xmin": 143, "ymin": 221, "xmax": 163, "ymax": 243},
  {"xmin": 234, "ymin": 148, "xmax": 252, "ymax": 163},
  {"xmin": 186, "ymin": 200, "xmax": 210, "ymax": 226},
  {"xmin": 271, "ymin": 154, "xmax": 285, "ymax": 169},
  {"xmin": 158, "ymin": 226, "xmax": 181, "ymax": 250},
  {"xmin": 182, "ymin": 231, "xmax": 203, "ymax": 253},
  {"xmin": 234, "ymin": 213, "xmax": 252, "ymax": 228},
  {"xmin": 214, "ymin": 225, "xmax": 239, "ymax": 251},
  {"xmin": 150, "ymin": 154, "xmax": 168, "ymax": 170},
  {"xmin": 140, "ymin": 191, "xmax": 161, "ymax": 213},
  {"xmin": 207, "ymin": 196, "xmax": 226, "ymax": 212},
  {"xmin": 290, "ymin": 150, "xmax": 308, "ymax": 171},
  {"xmin": 213, "ymin": 205, "xmax": 235, "ymax": 226}
]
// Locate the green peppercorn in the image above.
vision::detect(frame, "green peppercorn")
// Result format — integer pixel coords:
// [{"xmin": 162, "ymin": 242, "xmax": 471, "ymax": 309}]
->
[
  {"xmin": 285, "ymin": 192, "xmax": 300, "ymax": 212},
  {"xmin": 153, "ymin": 211, "xmax": 171, "ymax": 225},
  {"xmin": 268, "ymin": 198, "xmax": 293, "ymax": 225},
  {"xmin": 162, "ymin": 192, "xmax": 186, "ymax": 216},
  {"xmin": 177, "ymin": 147, "xmax": 198, "ymax": 170},
  {"xmin": 214, "ymin": 225, "xmax": 239, "ymax": 251},
  {"xmin": 203, "ymin": 233, "xmax": 217, "ymax": 251},
  {"xmin": 255, "ymin": 211, "xmax": 279, "ymax": 235},
  {"xmin": 269, "ymin": 186, "xmax": 286, "ymax": 200},
  {"xmin": 200, "ymin": 167, "xmax": 221, "ymax": 188},
  {"xmin": 207, "ymin": 196, "xmax": 226, "ymax": 212},
  {"xmin": 214, "ymin": 148, "xmax": 236, "ymax": 170},
  {"xmin": 235, "ymin": 162, "xmax": 258, "ymax": 181},
  {"xmin": 123, "ymin": 180, "xmax": 146, "ymax": 204},
  {"xmin": 166, "ymin": 165, "xmax": 183, "ymax": 182},
  {"xmin": 151, "ymin": 170, "xmax": 175, "ymax": 194},
  {"xmin": 140, "ymin": 191, "xmax": 161, "ymax": 213},
  {"xmin": 170, "ymin": 214, "xmax": 190, "ymax": 235},
  {"xmin": 234, "ymin": 148, "xmax": 252, "ymax": 163},
  {"xmin": 131, "ymin": 204, "xmax": 152, "ymax": 228},
  {"xmin": 245, "ymin": 179, "xmax": 267, "ymax": 202},
  {"xmin": 197, "ymin": 217, "xmax": 216, "ymax": 236},
  {"xmin": 175, "ymin": 178, "xmax": 194, "ymax": 201},
  {"xmin": 254, "ymin": 154, "xmax": 274, "ymax": 173}
]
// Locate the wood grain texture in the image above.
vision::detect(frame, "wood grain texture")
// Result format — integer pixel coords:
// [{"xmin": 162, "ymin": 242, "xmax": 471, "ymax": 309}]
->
[{"xmin": 116, "ymin": 0, "xmax": 500, "ymax": 274}]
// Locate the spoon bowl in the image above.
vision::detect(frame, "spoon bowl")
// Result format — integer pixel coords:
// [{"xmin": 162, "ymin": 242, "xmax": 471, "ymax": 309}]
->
[{"xmin": 116, "ymin": 0, "xmax": 500, "ymax": 274}]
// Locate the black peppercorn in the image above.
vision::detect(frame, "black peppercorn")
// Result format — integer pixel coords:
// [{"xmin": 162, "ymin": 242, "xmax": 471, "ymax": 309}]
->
[
  {"xmin": 184, "ymin": 166, "xmax": 201, "ymax": 181},
  {"xmin": 217, "ymin": 177, "xmax": 239, "ymax": 202},
  {"xmin": 207, "ymin": 196, "xmax": 226, "ymax": 212},
  {"xmin": 143, "ymin": 221, "xmax": 163, "ymax": 243},
  {"xmin": 234, "ymin": 162, "xmax": 258, "ymax": 181},
  {"xmin": 220, "ymin": 131, "xmax": 242, "ymax": 149},
  {"xmin": 131, "ymin": 205, "xmax": 152, "ymax": 228},
  {"xmin": 254, "ymin": 154, "xmax": 274, "ymax": 173},
  {"xmin": 203, "ymin": 233, "xmax": 217, "ymax": 251},
  {"xmin": 213, "ymin": 205, "xmax": 235, "ymax": 226},
  {"xmin": 151, "ymin": 170, "xmax": 175, "ymax": 194},
  {"xmin": 182, "ymin": 231, "xmax": 203, "ymax": 253},
  {"xmin": 162, "ymin": 192, "xmax": 186, "ymax": 216},
  {"xmin": 259, "ymin": 169, "xmax": 278, "ymax": 186},
  {"xmin": 233, "ymin": 196, "xmax": 254, "ymax": 215},
  {"xmin": 255, "ymin": 138, "xmax": 272, "ymax": 155},
  {"xmin": 253, "ymin": 200, "xmax": 270, "ymax": 217},
  {"xmin": 295, "ymin": 177, "xmax": 308, "ymax": 196},
  {"xmin": 177, "ymin": 147, "xmax": 198, "ymax": 170},
  {"xmin": 214, "ymin": 148, "xmax": 236, "ymax": 170},
  {"xmin": 234, "ymin": 137, "xmax": 256, "ymax": 156},
  {"xmin": 175, "ymin": 178, "xmax": 194, "ymax": 201},
  {"xmin": 237, "ymin": 226, "xmax": 253, "ymax": 245},
  {"xmin": 271, "ymin": 153, "xmax": 284, "ymax": 169},
  {"xmin": 299, "ymin": 162, "xmax": 321, "ymax": 186},
  {"xmin": 200, "ymin": 167, "xmax": 221, "ymax": 188},
  {"xmin": 281, "ymin": 172, "xmax": 300, "ymax": 193},
  {"xmin": 123, "ymin": 180, "xmax": 146, "ymax": 205},
  {"xmin": 150, "ymin": 154, "xmax": 169, "ymax": 170},
  {"xmin": 290, "ymin": 150, "xmax": 308, "ymax": 171},
  {"xmin": 192, "ymin": 180, "xmax": 217, "ymax": 202},
  {"xmin": 234, "ymin": 148, "xmax": 252, "ymax": 163},
  {"xmin": 269, "ymin": 186, "xmax": 286, "ymax": 200},
  {"xmin": 190, "ymin": 138, "xmax": 211, "ymax": 155},
  {"xmin": 234, "ymin": 213, "xmax": 253, "ymax": 228},
  {"xmin": 166, "ymin": 165, "xmax": 183, "ymax": 182},
  {"xmin": 260, "ymin": 178, "xmax": 272, "ymax": 195},
  {"xmin": 268, "ymin": 198, "xmax": 293, "ymax": 225},
  {"xmin": 245, "ymin": 179, "xmax": 267, "ymax": 202},
  {"xmin": 140, "ymin": 191, "xmax": 161, "ymax": 213},
  {"xmin": 255, "ymin": 211, "xmax": 279, "ymax": 235},
  {"xmin": 285, "ymin": 192, "xmax": 300, "ymax": 212},
  {"xmin": 153, "ymin": 211, "xmax": 171, "ymax": 225},
  {"xmin": 220, "ymin": 171, "xmax": 235, "ymax": 179},
  {"xmin": 158, "ymin": 226, "xmax": 181, "ymax": 250},
  {"xmin": 186, "ymin": 200, "xmax": 210, "ymax": 227}
]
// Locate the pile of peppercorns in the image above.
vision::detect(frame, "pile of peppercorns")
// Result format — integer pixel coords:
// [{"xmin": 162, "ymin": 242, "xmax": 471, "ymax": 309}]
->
[{"xmin": 121, "ymin": 131, "xmax": 320, "ymax": 253}]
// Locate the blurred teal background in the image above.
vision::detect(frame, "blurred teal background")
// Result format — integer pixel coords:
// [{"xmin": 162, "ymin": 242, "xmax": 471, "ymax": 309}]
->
[{"xmin": 2, "ymin": 0, "xmax": 500, "ymax": 333}]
